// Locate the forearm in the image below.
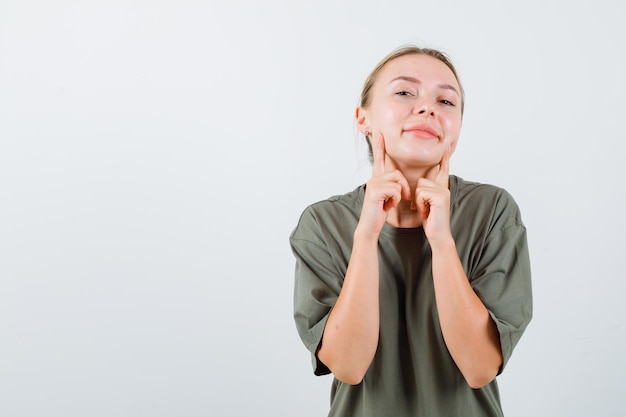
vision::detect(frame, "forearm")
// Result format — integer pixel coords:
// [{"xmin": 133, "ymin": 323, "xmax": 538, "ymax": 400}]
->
[
  {"xmin": 431, "ymin": 239, "xmax": 503, "ymax": 389},
  {"xmin": 318, "ymin": 229, "xmax": 380, "ymax": 385}
]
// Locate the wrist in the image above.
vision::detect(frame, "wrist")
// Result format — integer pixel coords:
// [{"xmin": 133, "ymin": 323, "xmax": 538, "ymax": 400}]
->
[
  {"xmin": 428, "ymin": 234, "xmax": 456, "ymax": 253},
  {"xmin": 353, "ymin": 225, "xmax": 381, "ymax": 245}
]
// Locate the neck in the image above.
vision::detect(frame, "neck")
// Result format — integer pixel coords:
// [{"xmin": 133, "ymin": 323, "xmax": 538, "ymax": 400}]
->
[{"xmin": 386, "ymin": 200, "xmax": 423, "ymax": 228}]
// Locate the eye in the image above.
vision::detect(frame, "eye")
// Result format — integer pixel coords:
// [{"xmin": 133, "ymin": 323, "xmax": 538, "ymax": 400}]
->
[
  {"xmin": 439, "ymin": 99, "xmax": 455, "ymax": 106},
  {"xmin": 396, "ymin": 90, "xmax": 413, "ymax": 97}
]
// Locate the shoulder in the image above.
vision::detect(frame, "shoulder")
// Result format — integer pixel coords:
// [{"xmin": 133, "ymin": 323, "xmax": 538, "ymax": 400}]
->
[
  {"xmin": 450, "ymin": 175, "xmax": 524, "ymax": 229},
  {"xmin": 290, "ymin": 185, "xmax": 364, "ymax": 242},
  {"xmin": 452, "ymin": 175, "xmax": 514, "ymax": 202}
]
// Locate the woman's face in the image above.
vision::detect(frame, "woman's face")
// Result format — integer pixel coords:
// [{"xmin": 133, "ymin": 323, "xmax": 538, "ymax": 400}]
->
[{"xmin": 358, "ymin": 54, "xmax": 463, "ymax": 169}]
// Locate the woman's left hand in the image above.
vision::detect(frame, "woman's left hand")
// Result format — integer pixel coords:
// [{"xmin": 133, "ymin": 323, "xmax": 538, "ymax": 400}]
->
[{"xmin": 413, "ymin": 147, "xmax": 452, "ymax": 245}]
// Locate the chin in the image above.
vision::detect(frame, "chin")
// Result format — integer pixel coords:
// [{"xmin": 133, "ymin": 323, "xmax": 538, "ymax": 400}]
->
[{"xmin": 406, "ymin": 149, "xmax": 442, "ymax": 162}]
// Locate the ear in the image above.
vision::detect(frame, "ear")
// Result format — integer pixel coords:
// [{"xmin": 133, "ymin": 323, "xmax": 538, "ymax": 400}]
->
[{"xmin": 355, "ymin": 107, "xmax": 370, "ymax": 134}]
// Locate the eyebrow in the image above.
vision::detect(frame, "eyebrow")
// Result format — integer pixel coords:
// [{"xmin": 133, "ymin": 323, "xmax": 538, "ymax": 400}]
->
[{"xmin": 390, "ymin": 76, "xmax": 460, "ymax": 97}]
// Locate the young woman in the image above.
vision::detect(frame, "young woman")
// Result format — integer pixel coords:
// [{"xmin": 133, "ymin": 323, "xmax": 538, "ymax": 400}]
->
[{"xmin": 290, "ymin": 45, "xmax": 532, "ymax": 416}]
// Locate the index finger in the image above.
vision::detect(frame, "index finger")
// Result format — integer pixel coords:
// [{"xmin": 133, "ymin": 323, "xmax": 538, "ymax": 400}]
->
[
  {"xmin": 435, "ymin": 145, "xmax": 451, "ymax": 186},
  {"xmin": 372, "ymin": 133, "xmax": 386, "ymax": 176}
]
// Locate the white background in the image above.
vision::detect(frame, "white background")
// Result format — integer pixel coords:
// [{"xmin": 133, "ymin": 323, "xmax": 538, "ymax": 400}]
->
[{"xmin": 1, "ymin": 1, "xmax": 625, "ymax": 416}]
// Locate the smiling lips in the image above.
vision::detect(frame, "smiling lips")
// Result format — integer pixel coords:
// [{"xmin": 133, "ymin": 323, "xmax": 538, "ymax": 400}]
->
[{"xmin": 404, "ymin": 124, "xmax": 439, "ymax": 139}]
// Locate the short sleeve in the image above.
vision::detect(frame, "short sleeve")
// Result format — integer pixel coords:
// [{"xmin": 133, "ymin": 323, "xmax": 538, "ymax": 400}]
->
[
  {"xmin": 469, "ymin": 192, "xmax": 533, "ymax": 373},
  {"xmin": 290, "ymin": 209, "xmax": 344, "ymax": 376}
]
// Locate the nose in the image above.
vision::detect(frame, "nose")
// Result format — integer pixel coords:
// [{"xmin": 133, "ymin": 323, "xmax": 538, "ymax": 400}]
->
[{"xmin": 414, "ymin": 101, "xmax": 435, "ymax": 117}]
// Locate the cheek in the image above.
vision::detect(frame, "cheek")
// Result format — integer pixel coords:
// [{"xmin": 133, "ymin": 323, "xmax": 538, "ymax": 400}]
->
[
  {"xmin": 374, "ymin": 101, "xmax": 410, "ymax": 126},
  {"xmin": 376, "ymin": 105, "xmax": 411, "ymax": 139},
  {"xmin": 370, "ymin": 106, "xmax": 397, "ymax": 137},
  {"xmin": 442, "ymin": 116, "xmax": 462, "ymax": 144},
  {"xmin": 382, "ymin": 108, "xmax": 400, "ymax": 130}
]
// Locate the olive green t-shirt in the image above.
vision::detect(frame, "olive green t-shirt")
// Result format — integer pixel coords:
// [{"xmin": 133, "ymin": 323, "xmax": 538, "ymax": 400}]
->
[{"xmin": 290, "ymin": 175, "xmax": 532, "ymax": 417}]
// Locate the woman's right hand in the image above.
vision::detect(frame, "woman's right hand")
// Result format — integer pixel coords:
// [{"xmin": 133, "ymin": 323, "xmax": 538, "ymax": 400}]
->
[
  {"xmin": 357, "ymin": 133, "xmax": 411, "ymax": 238},
  {"xmin": 320, "ymin": 132, "xmax": 407, "ymax": 384}
]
